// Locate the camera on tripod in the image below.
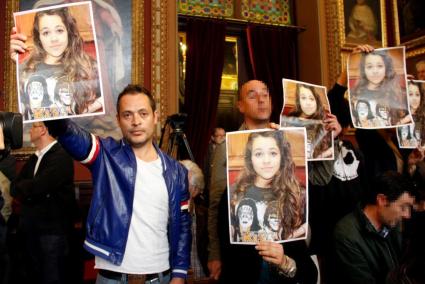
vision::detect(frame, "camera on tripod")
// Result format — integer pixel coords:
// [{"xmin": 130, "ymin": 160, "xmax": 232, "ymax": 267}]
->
[
  {"xmin": 159, "ymin": 113, "xmax": 194, "ymax": 161},
  {"xmin": 166, "ymin": 113, "xmax": 187, "ymax": 131},
  {"xmin": 0, "ymin": 112, "xmax": 23, "ymax": 160}
]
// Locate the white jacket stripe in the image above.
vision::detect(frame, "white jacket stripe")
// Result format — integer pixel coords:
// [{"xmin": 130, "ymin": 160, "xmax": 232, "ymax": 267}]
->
[
  {"xmin": 84, "ymin": 240, "xmax": 110, "ymax": 256},
  {"xmin": 81, "ymin": 134, "xmax": 99, "ymax": 164}
]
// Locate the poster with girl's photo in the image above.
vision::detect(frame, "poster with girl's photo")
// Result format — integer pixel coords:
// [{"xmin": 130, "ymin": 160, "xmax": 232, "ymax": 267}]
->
[
  {"xmin": 280, "ymin": 79, "xmax": 334, "ymax": 161},
  {"xmin": 347, "ymin": 46, "xmax": 411, "ymax": 129},
  {"xmin": 14, "ymin": 1, "xmax": 104, "ymax": 123},
  {"xmin": 226, "ymin": 128, "xmax": 308, "ymax": 245},
  {"xmin": 397, "ymin": 80, "xmax": 425, "ymax": 148}
]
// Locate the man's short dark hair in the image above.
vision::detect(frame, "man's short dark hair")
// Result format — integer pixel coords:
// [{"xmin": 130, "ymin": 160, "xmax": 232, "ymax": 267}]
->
[
  {"xmin": 116, "ymin": 84, "xmax": 155, "ymax": 113},
  {"xmin": 363, "ymin": 171, "xmax": 415, "ymax": 205}
]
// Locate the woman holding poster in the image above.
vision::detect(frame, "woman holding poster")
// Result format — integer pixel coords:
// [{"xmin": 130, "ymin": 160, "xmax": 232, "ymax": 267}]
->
[
  {"xmin": 16, "ymin": 6, "xmax": 102, "ymax": 121},
  {"xmin": 230, "ymin": 131, "xmax": 305, "ymax": 243}
]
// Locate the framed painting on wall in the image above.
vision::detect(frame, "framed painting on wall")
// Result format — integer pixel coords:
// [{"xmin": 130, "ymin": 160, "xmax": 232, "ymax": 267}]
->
[
  {"xmin": 406, "ymin": 47, "xmax": 425, "ymax": 80},
  {"xmin": 393, "ymin": 0, "xmax": 425, "ymax": 48},
  {"xmin": 338, "ymin": 0, "xmax": 387, "ymax": 49}
]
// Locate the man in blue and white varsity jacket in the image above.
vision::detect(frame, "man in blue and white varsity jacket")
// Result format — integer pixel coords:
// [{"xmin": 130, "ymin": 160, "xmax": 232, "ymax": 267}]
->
[{"xmin": 46, "ymin": 85, "xmax": 191, "ymax": 284}]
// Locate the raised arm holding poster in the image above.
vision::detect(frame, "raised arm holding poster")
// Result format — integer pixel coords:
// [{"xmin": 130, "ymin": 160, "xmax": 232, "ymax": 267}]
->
[
  {"xmin": 280, "ymin": 79, "xmax": 334, "ymax": 161},
  {"xmin": 347, "ymin": 46, "xmax": 411, "ymax": 129},
  {"xmin": 226, "ymin": 128, "xmax": 308, "ymax": 245},
  {"xmin": 14, "ymin": 1, "xmax": 104, "ymax": 123}
]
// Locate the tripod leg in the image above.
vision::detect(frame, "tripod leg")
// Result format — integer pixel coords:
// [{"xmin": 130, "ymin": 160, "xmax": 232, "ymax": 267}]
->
[
  {"xmin": 167, "ymin": 134, "xmax": 175, "ymax": 156},
  {"xmin": 170, "ymin": 141, "xmax": 178, "ymax": 158},
  {"xmin": 167, "ymin": 133, "xmax": 180, "ymax": 159},
  {"xmin": 181, "ymin": 134, "xmax": 195, "ymax": 161}
]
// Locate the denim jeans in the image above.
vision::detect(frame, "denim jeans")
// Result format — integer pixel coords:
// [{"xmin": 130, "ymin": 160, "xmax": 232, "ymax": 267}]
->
[{"xmin": 95, "ymin": 271, "xmax": 171, "ymax": 284}]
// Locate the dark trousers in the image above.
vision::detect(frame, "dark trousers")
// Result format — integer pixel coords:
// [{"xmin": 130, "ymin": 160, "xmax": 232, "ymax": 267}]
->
[
  {"xmin": 0, "ymin": 241, "xmax": 9, "ymax": 284},
  {"xmin": 24, "ymin": 233, "xmax": 69, "ymax": 284},
  {"xmin": 0, "ymin": 223, "xmax": 9, "ymax": 284}
]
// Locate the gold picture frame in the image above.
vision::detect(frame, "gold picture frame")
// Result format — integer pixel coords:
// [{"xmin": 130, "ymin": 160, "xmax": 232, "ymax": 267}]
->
[
  {"xmin": 392, "ymin": 0, "xmax": 425, "ymax": 49},
  {"xmin": 4, "ymin": 0, "xmax": 145, "ymax": 158},
  {"xmin": 324, "ymin": 0, "xmax": 387, "ymax": 90},
  {"xmin": 337, "ymin": 0, "xmax": 387, "ymax": 50},
  {"xmin": 405, "ymin": 46, "xmax": 425, "ymax": 77}
]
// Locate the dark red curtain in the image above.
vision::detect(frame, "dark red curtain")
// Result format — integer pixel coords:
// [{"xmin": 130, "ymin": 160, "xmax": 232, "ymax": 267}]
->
[
  {"xmin": 246, "ymin": 24, "xmax": 298, "ymax": 123},
  {"xmin": 183, "ymin": 19, "xmax": 226, "ymax": 166}
]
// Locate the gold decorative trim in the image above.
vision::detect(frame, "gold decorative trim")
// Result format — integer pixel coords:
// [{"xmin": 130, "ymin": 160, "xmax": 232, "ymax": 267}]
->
[
  {"xmin": 324, "ymin": 0, "xmax": 342, "ymax": 88},
  {"xmin": 4, "ymin": 0, "xmax": 19, "ymax": 113},
  {"xmin": 392, "ymin": 0, "xmax": 401, "ymax": 46},
  {"xmin": 132, "ymin": 0, "xmax": 144, "ymax": 85},
  {"xmin": 151, "ymin": 0, "xmax": 168, "ymax": 124},
  {"xmin": 178, "ymin": 13, "xmax": 305, "ymax": 31},
  {"xmin": 406, "ymin": 47, "xmax": 425, "ymax": 58}
]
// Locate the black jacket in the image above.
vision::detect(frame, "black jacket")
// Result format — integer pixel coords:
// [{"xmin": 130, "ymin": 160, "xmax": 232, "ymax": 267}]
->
[
  {"xmin": 11, "ymin": 142, "xmax": 75, "ymax": 234},
  {"xmin": 333, "ymin": 206, "xmax": 401, "ymax": 284}
]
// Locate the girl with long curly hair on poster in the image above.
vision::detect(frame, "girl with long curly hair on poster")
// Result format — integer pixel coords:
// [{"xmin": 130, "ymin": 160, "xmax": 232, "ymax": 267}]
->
[
  {"xmin": 17, "ymin": 4, "xmax": 103, "ymax": 121},
  {"xmin": 230, "ymin": 130, "xmax": 306, "ymax": 243}
]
